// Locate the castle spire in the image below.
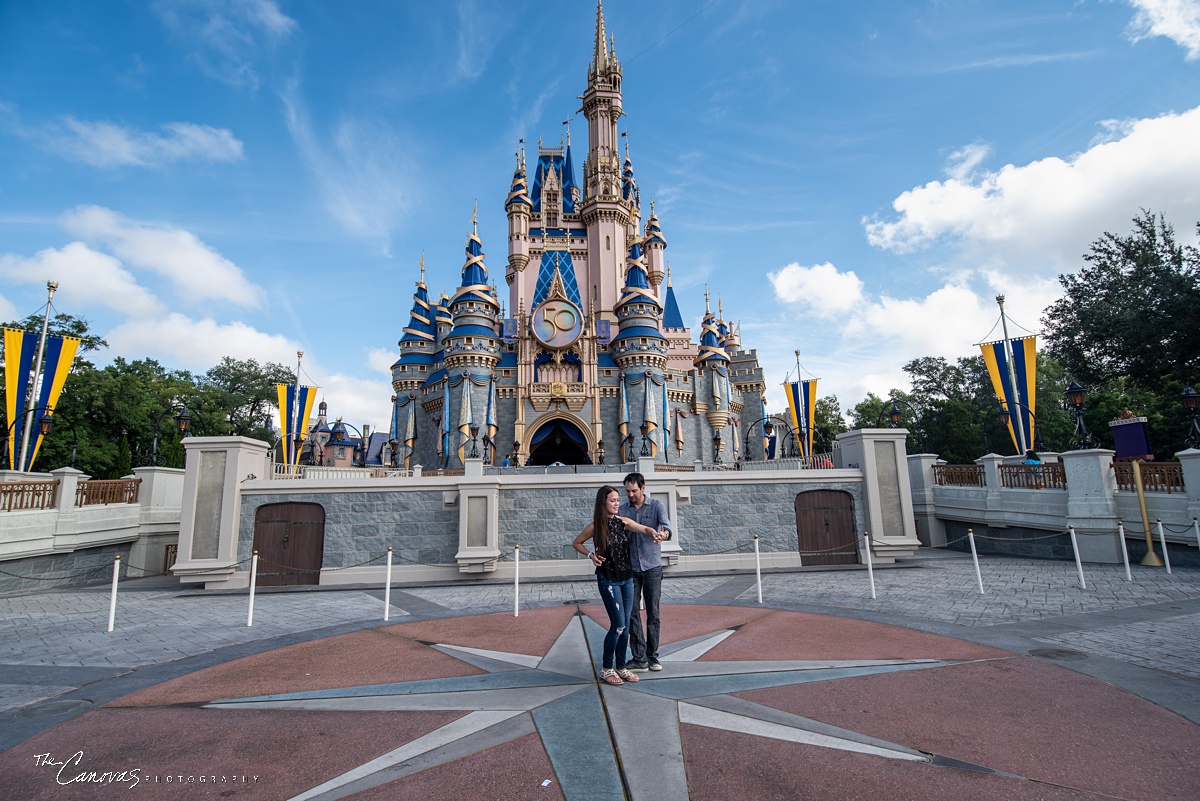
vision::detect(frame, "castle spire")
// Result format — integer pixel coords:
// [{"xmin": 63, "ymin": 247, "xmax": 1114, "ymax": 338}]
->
[
  {"xmin": 593, "ymin": 2, "xmax": 609, "ymax": 74},
  {"xmin": 419, "ymin": 250, "xmax": 425, "ymax": 286}
]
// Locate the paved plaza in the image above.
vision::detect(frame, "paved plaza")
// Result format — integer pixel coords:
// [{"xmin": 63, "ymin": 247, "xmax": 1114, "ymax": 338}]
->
[{"xmin": 1, "ymin": 548, "xmax": 1198, "ymax": 799}]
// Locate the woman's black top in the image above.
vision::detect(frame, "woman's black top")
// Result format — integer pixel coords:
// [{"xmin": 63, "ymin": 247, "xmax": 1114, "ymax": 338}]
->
[{"xmin": 595, "ymin": 517, "xmax": 633, "ymax": 582}]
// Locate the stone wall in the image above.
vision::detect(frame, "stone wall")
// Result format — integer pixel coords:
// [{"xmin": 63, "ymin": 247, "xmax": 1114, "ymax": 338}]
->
[{"xmin": 0, "ymin": 542, "xmax": 133, "ymax": 592}]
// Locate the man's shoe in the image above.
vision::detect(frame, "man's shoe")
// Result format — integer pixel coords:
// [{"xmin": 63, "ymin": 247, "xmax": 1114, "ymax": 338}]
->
[
  {"xmin": 626, "ymin": 660, "xmax": 650, "ymax": 672},
  {"xmin": 648, "ymin": 659, "xmax": 663, "ymax": 672}
]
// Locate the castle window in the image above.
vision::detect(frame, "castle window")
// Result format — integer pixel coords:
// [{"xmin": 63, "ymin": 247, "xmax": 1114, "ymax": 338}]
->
[
  {"xmin": 503, "ymin": 370, "xmax": 512, "ymax": 377},
  {"xmin": 466, "ymin": 337, "xmax": 473, "ymax": 344},
  {"xmin": 606, "ymin": 236, "xmax": 611, "ymax": 250},
  {"xmin": 419, "ymin": 366, "xmax": 427, "ymax": 372}
]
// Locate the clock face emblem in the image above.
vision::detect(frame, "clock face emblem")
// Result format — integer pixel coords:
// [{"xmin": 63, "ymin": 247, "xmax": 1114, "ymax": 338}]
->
[{"xmin": 532, "ymin": 299, "xmax": 582, "ymax": 349}]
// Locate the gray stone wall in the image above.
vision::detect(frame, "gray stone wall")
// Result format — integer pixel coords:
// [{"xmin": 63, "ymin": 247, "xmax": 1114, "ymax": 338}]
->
[
  {"xmin": 0, "ymin": 542, "xmax": 133, "ymax": 592},
  {"xmin": 943, "ymin": 520, "xmax": 1071, "ymax": 560},
  {"xmin": 239, "ymin": 490, "xmax": 458, "ymax": 568},
  {"xmin": 497, "ymin": 486, "xmax": 597, "ymax": 562},
  {"xmin": 678, "ymin": 481, "xmax": 865, "ymax": 555}
]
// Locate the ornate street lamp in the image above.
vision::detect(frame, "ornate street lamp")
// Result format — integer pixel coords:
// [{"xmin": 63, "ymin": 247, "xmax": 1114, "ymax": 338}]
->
[
  {"xmin": 147, "ymin": 403, "xmax": 192, "ymax": 466},
  {"xmin": 469, "ymin": 423, "xmax": 481, "ymax": 459},
  {"xmin": 639, "ymin": 420, "xmax": 651, "ymax": 457},
  {"xmin": 1181, "ymin": 387, "xmax": 1200, "ymax": 450},
  {"xmin": 877, "ymin": 398, "xmax": 926, "ymax": 453},
  {"xmin": 596, "ymin": 439, "xmax": 606, "ymax": 465},
  {"xmin": 388, "ymin": 438, "xmax": 399, "ymax": 467},
  {"xmin": 996, "ymin": 401, "xmax": 1047, "ymax": 454},
  {"xmin": 1064, "ymin": 381, "xmax": 1098, "ymax": 450},
  {"xmin": 713, "ymin": 432, "xmax": 723, "ymax": 464},
  {"xmin": 625, "ymin": 433, "xmax": 635, "ymax": 462}
]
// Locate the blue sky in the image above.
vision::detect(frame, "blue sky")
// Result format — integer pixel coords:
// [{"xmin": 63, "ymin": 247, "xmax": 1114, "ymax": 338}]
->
[{"xmin": 2, "ymin": 0, "xmax": 1198, "ymax": 430}]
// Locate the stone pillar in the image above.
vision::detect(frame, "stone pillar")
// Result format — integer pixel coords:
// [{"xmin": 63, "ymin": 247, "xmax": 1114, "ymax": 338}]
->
[
  {"xmin": 1176, "ymin": 447, "xmax": 1200, "ymax": 523},
  {"xmin": 455, "ymin": 481, "xmax": 500, "ymax": 573},
  {"xmin": 907, "ymin": 454, "xmax": 946, "ymax": 546},
  {"xmin": 637, "ymin": 456, "xmax": 656, "ymax": 475},
  {"xmin": 49, "ymin": 466, "xmax": 85, "ymax": 513},
  {"xmin": 1061, "ymin": 448, "xmax": 1121, "ymax": 563},
  {"xmin": 464, "ymin": 457, "xmax": 485, "ymax": 477},
  {"xmin": 172, "ymin": 437, "xmax": 269, "ymax": 587},
  {"xmin": 975, "ymin": 453, "xmax": 1004, "ymax": 520},
  {"xmin": 835, "ymin": 429, "xmax": 920, "ymax": 562},
  {"xmin": 128, "ymin": 467, "xmax": 185, "ymax": 578}
]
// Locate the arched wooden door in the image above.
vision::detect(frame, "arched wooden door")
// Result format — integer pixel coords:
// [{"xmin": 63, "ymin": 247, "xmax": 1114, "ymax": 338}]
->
[
  {"xmin": 252, "ymin": 502, "xmax": 325, "ymax": 586},
  {"xmin": 795, "ymin": 490, "xmax": 858, "ymax": 565}
]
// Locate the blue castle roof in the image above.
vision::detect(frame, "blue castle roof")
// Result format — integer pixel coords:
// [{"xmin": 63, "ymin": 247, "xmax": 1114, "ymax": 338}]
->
[
  {"xmin": 530, "ymin": 146, "xmax": 579, "ymax": 213},
  {"xmin": 532, "ymin": 250, "xmax": 582, "ymax": 308},
  {"xmin": 663, "ymin": 283, "xmax": 685, "ymax": 329}
]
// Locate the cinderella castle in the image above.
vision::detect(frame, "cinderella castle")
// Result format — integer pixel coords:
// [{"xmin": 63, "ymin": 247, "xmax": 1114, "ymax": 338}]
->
[{"xmin": 389, "ymin": 3, "xmax": 766, "ymax": 468}]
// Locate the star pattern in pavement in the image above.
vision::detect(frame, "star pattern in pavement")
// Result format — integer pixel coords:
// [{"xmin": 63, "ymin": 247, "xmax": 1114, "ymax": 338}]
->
[{"xmin": 205, "ymin": 610, "xmax": 1017, "ymax": 800}]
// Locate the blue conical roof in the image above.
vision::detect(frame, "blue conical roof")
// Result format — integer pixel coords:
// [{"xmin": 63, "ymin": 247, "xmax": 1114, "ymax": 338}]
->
[{"xmin": 663, "ymin": 283, "xmax": 685, "ymax": 330}]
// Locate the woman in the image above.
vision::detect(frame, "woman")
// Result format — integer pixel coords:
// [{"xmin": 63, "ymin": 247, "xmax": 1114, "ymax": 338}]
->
[{"xmin": 572, "ymin": 485, "xmax": 661, "ymax": 685}]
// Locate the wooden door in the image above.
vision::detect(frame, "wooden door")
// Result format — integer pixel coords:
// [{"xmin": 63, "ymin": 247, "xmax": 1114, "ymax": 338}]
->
[
  {"xmin": 252, "ymin": 502, "xmax": 325, "ymax": 586},
  {"xmin": 794, "ymin": 490, "xmax": 858, "ymax": 565}
]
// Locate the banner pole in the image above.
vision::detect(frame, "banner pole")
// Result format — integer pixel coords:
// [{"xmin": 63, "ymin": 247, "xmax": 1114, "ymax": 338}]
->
[
  {"xmin": 1193, "ymin": 517, "xmax": 1200, "ymax": 552},
  {"xmin": 107, "ymin": 555, "xmax": 120, "ymax": 633},
  {"xmin": 1118, "ymin": 521, "xmax": 1132, "ymax": 582},
  {"xmin": 1156, "ymin": 519, "xmax": 1172, "ymax": 575},
  {"xmin": 513, "ymin": 545, "xmax": 520, "ymax": 617},
  {"xmin": 247, "ymin": 551, "xmax": 259, "ymax": 627},
  {"xmin": 863, "ymin": 533, "xmax": 876, "ymax": 599},
  {"xmin": 1068, "ymin": 526, "xmax": 1086, "ymax": 589},
  {"xmin": 384, "ymin": 547, "xmax": 393, "ymax": 621},
  {"xmin": 754, "ymin": 534, "xmax": 762, "ymax": 604},
  {"xmin": 968, "ymin": 529, "xmax": 984, "ymax": 594},
  {"xmin": 995, "ymin": 294, "xmax": 1029, "ymax": 455},
  {"xmin": 18, "ymin": 281, "xmax": 58, "ymax": 472}
]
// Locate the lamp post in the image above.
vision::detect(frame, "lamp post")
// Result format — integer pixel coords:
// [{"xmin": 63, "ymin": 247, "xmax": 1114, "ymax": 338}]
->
[
  {"xmin": 147, "ymin": 403, "xmax": 192, "ymax": 467},
  {"xmin": 742, "ymin": 417, "xmax": 776, "ymax": 461},
  {"xmin": 1064, "ymin": 382, "xmax": 1099, "ymax": 450},
  {"xmin": 468, "ymin": 423, "xmax": 481, "ymax": 459},
  {"xmin": 3, "ymin": 407, "xmax": 55, "ymax": 470},
  {"xmin": 511, "ymin": 440, "xmax": 521, "ymax": 467},
  {"xmin": 876, "ymin": 398, "xmax": 925, "ymax": 453},
  {"xmin": 996, "ymin": 401, "xmax": 1047, "ymax": 454},
  {"xmin": 1181, "ymin": 387, "xmax": 1200, "ymax": 450},
  {"xmin": 713, "ymin": 432, "xmax": 723, "ymax": 464},
  {"xmin": 332, "ymin": 421, "xmax": 370, "ymax": 466},
  {"xmin": 388, "ymin": 438, "xmax": 400, "ymax": 467},
  {"xmin": 639, "ymin": 420, "xmax": 651, "ymax": 457},
  {"xmin": 596, "ymin": 439, "xmax": 606, "ymax": 465},
  {"xmin": 625, "ymin": 434, "xmax": 635, "ymax": 463}
]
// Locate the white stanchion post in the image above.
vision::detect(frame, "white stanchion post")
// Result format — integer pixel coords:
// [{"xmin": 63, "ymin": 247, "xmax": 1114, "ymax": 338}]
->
[
  {"xmin": 1156, "ymin": 520, "xmax": 1172, "ymax": 575},
  {"xmin": 107, "ymin": 555, "xmax": 120, "ymax": 633},
  {"xmin": 967, "ymin": 529, "xmax": 984, "ymax": 594},
  {"xmin": 863, "ymin": 533, "xmax": 876, "ymax": 599},
  {"xmin": 1068, "ymin": 526, "xmax": 1086, "ymax": 589},
  {"xmin": 1117, "ymin": 521, "xmax": 1132, "ymax": 582},
  {"xmin": 384, "ymin": 547, "xmax": 393, "ymax": 621},
  {"xmin": 1193, "ymin": 518, "xmax": 1200, "ymax": 551},
  {"xmin": 754, "ymin": 535, "xmax": 762, "ymax": 604},
  {"xmin": 247, "ymin": 551, "xmax": 259, "ymax": 627},
  {"xmin": 513, "ymin": 545, "xmax": 521, "ymax": 617}
]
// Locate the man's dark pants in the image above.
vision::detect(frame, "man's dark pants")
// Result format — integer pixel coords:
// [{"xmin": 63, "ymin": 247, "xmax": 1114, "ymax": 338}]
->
[{"xmin": 629, "ymin": 566, "xmax": 662, "ymax": 663}]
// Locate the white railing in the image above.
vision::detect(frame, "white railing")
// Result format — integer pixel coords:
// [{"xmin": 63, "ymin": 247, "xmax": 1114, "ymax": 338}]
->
[{"xmin": 271, "ymin": 464, "xmax": 413, "ymax": 480}]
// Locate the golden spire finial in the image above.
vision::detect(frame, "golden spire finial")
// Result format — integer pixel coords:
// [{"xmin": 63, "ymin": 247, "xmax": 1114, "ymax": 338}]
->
[
  {"xmin": 718, "ymin": 296, "xmax": 724, "ymax": 321},
  {"xmin": 419, "ymin": 250, "xmax": 425, "ymax": 284},
  {"xmin": 471, "ymin": 199, "xmax": 478, "ymax": 235},
  {"xmin": 666, "ymin": 262, "xmax": 672, "ymax": 286},
  {"xmin": 704, "ymin": 285, "xmax": 711, "ymax": 314}
]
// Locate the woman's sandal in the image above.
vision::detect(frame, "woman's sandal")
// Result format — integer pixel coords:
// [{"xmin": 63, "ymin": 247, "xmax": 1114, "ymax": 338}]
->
[
  {"xmin": 601, "ymin": 668, "xmax": 624, "ymax": 685},
  {"xmin": 616, "ymin": 668, "xmax": 640, "ymax": 683}
]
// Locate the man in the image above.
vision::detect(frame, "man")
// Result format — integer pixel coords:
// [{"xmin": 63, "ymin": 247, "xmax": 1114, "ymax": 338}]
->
[{"xmin": 619, "ymin": 472, "xmax": 671, "ymax": 672}]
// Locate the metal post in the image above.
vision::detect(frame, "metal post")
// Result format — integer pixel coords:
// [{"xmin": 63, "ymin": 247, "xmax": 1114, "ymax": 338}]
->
[
  {"xmin": 967, "ymin": 529, "xmax": 984, "ymax": 594},
  {"xmin": 1117, "ymin": 521, "xmax": 1132, "ymax": 582},
  {"xmin": 863, "ymin": 533, "xmax": 876, "ymax": 599},
  {"xmin": 754, "ymin": 534, "xmax": 762, "ymax": 604},
  {"xmin": 107, "ymin": 555, "xmax": 120, "ymax": 633},
  {"xmin": 18, "ymin": 282, "xmax": 58, "ymax": 473},
  {"xmin": 1193, "ymin": 517, "xmax": 1200, "ymax": 551},
  {"xmin": 1132, "ymin": 460, "xmax": 1164, "ymax": 566},
  {"xmin": 513, "ymin": 545, "xmax": 520, "ymax": 618},
  {"xmin": 1156, "ymin": 520, "xmax": 1172, "ymax": 575},
  {"xmin": 383, "ymin": 547, "xmax": 393, "ymax": 621},
  {"xmin": 247, "ymin": 551, "xmax": 259, "ymax": 627},
  {"xmin": 1068, "ymin": 526, "xmax": 1086, "ymax": 589}
]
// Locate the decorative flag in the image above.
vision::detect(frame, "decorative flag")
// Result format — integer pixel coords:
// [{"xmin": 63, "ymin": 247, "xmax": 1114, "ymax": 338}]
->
[
  {"xmin": 661, "ymin": 378, "xmax": 671, "ymax": 463},
  {"xmin": 618, "ymin": 374, "xmax": 630, "ymax": 462},
  {"xmin": 484, "ymin": 375, "xmax": 498, "ymax": 464},
  {"xmin": 784, "ymin": 379, "xmax": 818, "ymax": 460},
  {"xmin": 760, "ymin": 396, "xmax": 770, "ymax": 460},
  {"xmin": 456, "ymin": 376, "xmax": 473, "ymax": 464},
  {"xmin": 642, "ymin": 375, "xmax": 658, "ymax": 458},
  {"xmin": 439, "ymin": 381, "xmax": 451, "ymax": 463},
  {"xmin": 980, "ymin": 336, "xmax": 1037, "ymax": 454},
  {"xmin": 3, "ymin": 328, "xmax": 81, "ymax": 471},
  {"xmin": 404, "ymin": 399, "xmax": 417, "ymax": 469},
  {"xmin": 276, "ymin": 384, "xmax": 319, "ymax": 467},
  {"xmin": 389, "ymin": 396, "xmax": 398, "ymax": 440}
]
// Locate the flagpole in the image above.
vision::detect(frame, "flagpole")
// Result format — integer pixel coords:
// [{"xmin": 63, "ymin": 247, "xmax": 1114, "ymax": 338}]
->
[
  {"xmin": 996, "ymin": 295, "xmax": 1028, "ymax": 454},
  {"xmin": 18, "ymin": 281, "xmax": 57, "ymax": 473},
  {"xmin": 794, "ymin": 349, "xmax": 806, "ymax": 459},
  {"xmin": 292, "ymin": 351, "xmax": 303, "ymax": 470}
]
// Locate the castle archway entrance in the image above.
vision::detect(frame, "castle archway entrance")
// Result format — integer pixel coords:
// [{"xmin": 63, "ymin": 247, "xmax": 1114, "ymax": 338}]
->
[{"xmin": 528, "ymin": 419, "xmax": 589, "ymax": 466}]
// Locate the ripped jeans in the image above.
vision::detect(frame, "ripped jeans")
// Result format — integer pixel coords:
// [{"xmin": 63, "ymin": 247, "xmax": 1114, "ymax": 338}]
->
[{"xmin": 597, "ymin": 575, "xmax": 634, "ymax": 670}]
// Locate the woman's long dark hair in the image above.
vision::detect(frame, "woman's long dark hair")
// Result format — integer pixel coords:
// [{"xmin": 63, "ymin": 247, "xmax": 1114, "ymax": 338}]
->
[{"xmin": 592, "ymin": 485, "xmax": 620, "ymax": 556}]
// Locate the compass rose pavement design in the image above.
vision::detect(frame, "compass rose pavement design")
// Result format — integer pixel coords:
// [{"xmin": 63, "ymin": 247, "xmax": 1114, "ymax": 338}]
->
[{"xmin": 4, "ymin": 604, "xmax": 1199, "ymax": 800}]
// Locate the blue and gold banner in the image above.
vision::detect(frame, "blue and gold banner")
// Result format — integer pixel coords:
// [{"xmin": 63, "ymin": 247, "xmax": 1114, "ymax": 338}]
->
[
  {"xmin": 4, "ymin": 328, "xmax": 81, "ymax": 471},
  {"xmin": 642, "ymin": 375, "xmax": 658, "ymax": 458},
  {"xmin": 618, "ymin": 374, "xmax": 630, "ymax": 462},
  {"xmin": 456, "ymin": 375, "xmax": 473, "ymax": 465},
  {"xmin": 484, "ymin": 376, "xmax": 498, "ymax": 464},
  {"xmin": 784, "ymin": 380, "xmax": 818, "ymax": 459},
  {"xmin": 980, "ymin": 336, "xmax": 1037, "ymax": 454},
  {"xmin": 276, "ymin": 384, "xmax": 318, "ymax": 467}
]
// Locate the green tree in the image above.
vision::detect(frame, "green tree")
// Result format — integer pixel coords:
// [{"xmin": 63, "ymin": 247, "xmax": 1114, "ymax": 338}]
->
[
  {"xmin": 812, "ymin": 394, "xmax": 848, "ymax": 453},
  {"xmin": 194, "ymin": 357, "xmax": 295, "ymax": 441}
]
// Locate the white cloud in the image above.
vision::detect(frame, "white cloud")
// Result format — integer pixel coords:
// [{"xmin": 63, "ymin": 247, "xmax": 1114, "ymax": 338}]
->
[
  {"xmin": 0, "ymin": 243, "xmax": 164, "ymax": 317},
  {"xmin": 1127, "ymin": 0, "xmax": 1200, "ymax": 60},
  {"xmin": 944, "ymin": 143, "xmax": 991, "ymax": 181},
  {"xmin": 62, "ymin": 206, "xmax": 263, "ymax": 308},
  {"xmin": 367, "ymin": 347, "xmax": 399, "ymax": 375},
  {"xmin": 153, "ymin": 0, "xmax": 298, "ymax": 88},
  {"xmin": 43, "ymin": 118, "xmax": 242, "ymax": 168},
  {"xmin": 864, "ymin": 105, "xmax": 1200, "ymax": 269},
  {"xmin": 0, "ymin": 293, "xmax": 18, "ymax": 322},
  {"xmin": 281, "ymin": 85, "xmax": 412, "ymax": 247},
  {"xmin": 455, "ymin": 0, "xmax": 505, "ymax": 80},
  {"xmin": 767, "ymin": 262, "xmax": 864, "ymax": 316}
]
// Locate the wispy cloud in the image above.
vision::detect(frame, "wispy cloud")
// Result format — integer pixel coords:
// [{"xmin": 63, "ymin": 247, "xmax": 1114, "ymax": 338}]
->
[
  {"xmin": 61, "ymin": 206, "xmax": 264, "ymax": 307},
  {"xmin": 455, "ymin": 0, "xmax": 507, "ymax": 81},
  {"xmin": 40, "ymin": 118, "xmax": 243, "ymax": 168},
  {"xmin": 280, "ymin": 83, "xmax": 413, "ymax": 250},
  {"xmin": 0, "ymin": 242, "xmax": 165, "ymax": 317},
  {"xmin": 1127, "ymin": 0, "xmax": 1200, "ymax": 60},
  {"xmin": 152, "ymin": 0, "xmax": 298, "ymax": 88}
]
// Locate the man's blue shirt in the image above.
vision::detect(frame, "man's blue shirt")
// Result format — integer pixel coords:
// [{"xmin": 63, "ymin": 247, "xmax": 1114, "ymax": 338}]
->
[{"xmin": 619, "ymin": 497, "xmax": 672, "ymax": 572}]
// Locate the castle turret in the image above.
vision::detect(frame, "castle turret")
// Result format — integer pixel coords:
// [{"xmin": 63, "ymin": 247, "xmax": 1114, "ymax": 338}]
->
[
  {"xmin": 505, "ymin": 146, "xmax": 532, "ymax": 295},
  {"xmin": 391, "ymin": 255, "xmax": 438, "ymax": 393},
  {"xmin": 444, "ymin": 215, "xmax": 501, "ymax": 376},
  {"xmin": 643, "ymin": 200, "xmax": 665, "ymax": 288},
  {"xmin": 612, "ymin": 238, "xmax": 667, "ymax": 374}
]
